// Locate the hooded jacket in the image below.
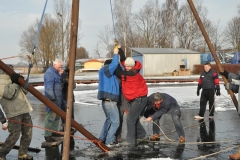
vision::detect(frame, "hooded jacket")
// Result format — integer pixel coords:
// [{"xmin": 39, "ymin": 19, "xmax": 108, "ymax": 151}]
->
[
  {"xmin": 0, "ymin": 74, "xmax": 33, "ymax": 118},
  {"xmin": 115, "ymin": 48, "xmax": 148, "ymax": 101},
  {"xmin": 97, "ymin": 54, "xmax": 120, "ymax": 102}
]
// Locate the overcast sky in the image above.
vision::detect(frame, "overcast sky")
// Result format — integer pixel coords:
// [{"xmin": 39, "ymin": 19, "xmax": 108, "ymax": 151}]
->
[{"xmin": 0, "ymin": 0, "xmax": 239, "ymax": 65}]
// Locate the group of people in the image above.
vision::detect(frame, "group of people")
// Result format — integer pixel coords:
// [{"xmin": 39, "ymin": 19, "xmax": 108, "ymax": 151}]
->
[
  {"xmin": 1, "ymin": 49, "xmax": 240, "ymax": 159},
  {"xmin": 0, "ymin": 60, "xmax": 74, "ymax": 160},
  {"xmin": 97, "ymin": 45, "xmax": 186, "ymax": 147}
]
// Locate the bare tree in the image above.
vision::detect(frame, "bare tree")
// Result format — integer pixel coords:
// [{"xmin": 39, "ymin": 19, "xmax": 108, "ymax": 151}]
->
[
  {"xmin": 76, "ymin": 47, "xmax": 89, "ymax": 59},
  {"xmin": 113, "ymin": 0, "xmax": 133, "ymax": 55},
  {"xmin": 94, "ymin": 42, "xmax": 101, "ymax": 58},
  {"xmin": 97, "ymin": 25, "xmax": 114, "ymax": 57},
  {"xmin": 224, "ymin": 16, "xmax": 240, "ymax": 50}
]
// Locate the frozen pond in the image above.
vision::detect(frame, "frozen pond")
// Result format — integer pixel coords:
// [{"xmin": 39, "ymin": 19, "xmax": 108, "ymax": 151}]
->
[{"xmin": 0, "ymin": 83, "xmax": 240, "ymax": 159}]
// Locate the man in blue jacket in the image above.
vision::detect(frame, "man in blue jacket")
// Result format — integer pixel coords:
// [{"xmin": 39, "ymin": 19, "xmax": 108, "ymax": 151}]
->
[
  {"xmin": 144, "ymin": 92, "xmax": 185, "ymax": 143},
  {"xmin": 97, "ymin": 47, "xmax": 120, "ymax": 147},
  {"xmin": 44, "ymin": 59, "xmax": 65, "ymax": 142}
]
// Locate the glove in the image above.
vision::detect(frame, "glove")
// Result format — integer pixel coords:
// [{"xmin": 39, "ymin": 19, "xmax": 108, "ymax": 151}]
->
[
  {"xmin": 216, "ymin": 89, "xmax": 220, "ymax": 96},
  {"xmin": 2, "ymin": 122, "xmax": 8, "ymax": 130},
  {"xmin": 219, "ymin": 70, "xmax": 229, "ymax": 78},
  {"xmin": 10, "ymin": 73, "xmax": 21, "ymax": 84},
  {"xmin": 197, "ymin": 89, "xmax": 200, "ymax": 96},
  {"xmin": 197, "ymin": 84, "xmax": 201, "ymax": 96},
  {"xmin": 113, "ymin": 48, "xmax": 119, "ymax": 54}
]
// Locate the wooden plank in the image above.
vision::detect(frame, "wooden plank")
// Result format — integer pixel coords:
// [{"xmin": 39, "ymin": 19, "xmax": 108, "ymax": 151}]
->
[
  {"xmin": 41, "ymin": 129, "xmax": 77, "ymax": 148},
  {"xmin": 0, "ymin": 142, "xmax": 41, "ymax": 152}
]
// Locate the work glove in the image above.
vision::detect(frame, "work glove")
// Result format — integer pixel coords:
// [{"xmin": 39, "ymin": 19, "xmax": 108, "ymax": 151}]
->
[
  {"xmin": 10, "ymin": 73, "xmax": 21, "ymax": 85},
  {"xmin": 113, "ymin": 48, "xmax": 119, "ymax": 54},
  {"xmin": 2, "ymin": 122, "xmax": 8, "ymax": 131},
  {"xmin": 219, "ymin": 70, "xmax": 229, "ymax": 78},
  {"xmin": 197, "ymin": 84, "xmax": 201, "ymax": 96},
  {"xmin": 215, "ymin": 86, "xmax": 221, "ymax": 96}
]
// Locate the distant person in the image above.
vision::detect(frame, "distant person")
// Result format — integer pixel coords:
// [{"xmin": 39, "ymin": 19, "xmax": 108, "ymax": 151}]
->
[
  {"xmin": 195, "ymin": 62, "xmax": 220, "ymax": 120},
  {"xmin": 144, "ymin": 92, "xmax": 185, "ymax": 143},
  {"xmin": 97, "ymin": 47, "xmax": 120, "ymax": 147},
  {"xmin": 44, "ymin": 59, "xmax": 64, "ymax": 142},
  {"xmin": 0, "ymin": 69, "xmax": 33, "ymax": 160},
  {"xmin": 115, "ymin": 47, "xmax": 148, "ymax": 145}
]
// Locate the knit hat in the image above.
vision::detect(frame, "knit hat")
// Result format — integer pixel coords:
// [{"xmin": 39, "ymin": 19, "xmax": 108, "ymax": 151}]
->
[{"xmin": 124, "ymin": 57, "xmax": 135, "ymax": 67}]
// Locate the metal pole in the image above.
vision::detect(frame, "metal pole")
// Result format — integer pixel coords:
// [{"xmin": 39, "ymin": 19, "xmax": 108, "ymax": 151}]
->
[
  {"xmin": 187, "ymin": 0, "xmax": 239, "ymax": 114},
  {"xmin": 0, "ymin": 60, "xmax": 110, "ymax": 152},
  {"xmin": 62, "ymin": 0, "xmax": 78, "ymax": 159}
]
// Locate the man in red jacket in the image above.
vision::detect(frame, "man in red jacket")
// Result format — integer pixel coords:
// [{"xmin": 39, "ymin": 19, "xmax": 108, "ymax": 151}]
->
[{"xmin": 115, "ymin": 48, "xmax": 148, "ymax": 145}]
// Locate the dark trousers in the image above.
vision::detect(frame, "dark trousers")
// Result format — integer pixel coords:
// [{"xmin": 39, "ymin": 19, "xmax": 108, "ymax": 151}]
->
[
  {"xmin": 144, "ymin": 109, "xmax": 185, "ymax": 137},
  {"xmin": 61, "ymin": 102, "xmax": 75, "ymax": 124},
  {"xmin": 115, "ymin": 93, "xmax": 129, "ymax": 139},
  {"xmin": 126, "ymin": 97, "xmax": 148, "ymax": 144},
  {"xmin": 0, "ymin": 113, "xmax": 32, "ymax": 156},
  {"xmin": 199, "ymin": 89, "xmax": 215, "ymax": 117}
]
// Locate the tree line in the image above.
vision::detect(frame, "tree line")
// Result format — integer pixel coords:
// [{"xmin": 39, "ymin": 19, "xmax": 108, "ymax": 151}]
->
[{"xmin": 19, "ymin": 0, "xmax": 240, "ymax": 69}]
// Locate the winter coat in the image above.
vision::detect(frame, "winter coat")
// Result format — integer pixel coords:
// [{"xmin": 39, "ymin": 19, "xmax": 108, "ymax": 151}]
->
[
  {"xmin": 44, "ymin": 66, "xmax": 65, "ymax": 112},
  {"xmin": 97, "ymin": 54, "xmax": 120, "ymax": 102},
  {"xmin": 227, "ymin": 73, "xmax": 240, "ymax": 112},
  {"xmin": 198, "ymin": 69, "xmax": 220, "ymax": 90},
  {"xmin": 115, "ymin": 48, "xmax": 148, "ymax": 101},
  {"xmin": 145, "ymin": 93, "xmax": 181, "ymax": 120},
  {"xmin": 0, "ymin": 74, "xmax": 33, "ymax": 118}
]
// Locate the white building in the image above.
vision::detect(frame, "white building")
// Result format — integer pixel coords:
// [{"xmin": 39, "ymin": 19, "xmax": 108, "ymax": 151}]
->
[{"xmin": 131, "ymin": 48, "xmax": 200, "ymax": 76}]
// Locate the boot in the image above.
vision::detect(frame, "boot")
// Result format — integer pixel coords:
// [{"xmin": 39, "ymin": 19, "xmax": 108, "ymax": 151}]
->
[
  {"xmin": 150, "ymin": 134, "xmax": 160, "ymax": 141},
  {"xmin": 18, "ymin": 154, "xmax": 33, "ymax": 160},
  {"xmin": 179, "ymin": 136, "xmax": 185, "ymax": 143},
  {"xmin": 229, "ymin": 148, "xmax": 240, "ymax": 160}
]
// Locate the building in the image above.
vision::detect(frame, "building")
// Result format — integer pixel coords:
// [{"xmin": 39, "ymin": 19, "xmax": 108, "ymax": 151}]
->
[
  {"xmin": 75, "ymin": 58, "xmax": 109, "ymax": 72},
  {"xmin": 131, "ymin": 48, "xmax": 200, "ymax": 76}
]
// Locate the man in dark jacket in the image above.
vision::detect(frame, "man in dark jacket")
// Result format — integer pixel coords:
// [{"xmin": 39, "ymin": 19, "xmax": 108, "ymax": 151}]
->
[
  {"xmin": 144, "ymin": 92, "xmax": 185, "ymax": 143},
  {"xmin": 97, "ymin": 47, "xmax": 120, "ymax": 147},
  {"xmin": 195, "ymin": 62, "xmax": 220, "ymax": 120},
  {"xmin": 115, "ymin": 48, "xmax": 148, "ymax": 145},
  {"xmin": 44, "ymin": 59, "xmax": 65, "ymax": 142}
]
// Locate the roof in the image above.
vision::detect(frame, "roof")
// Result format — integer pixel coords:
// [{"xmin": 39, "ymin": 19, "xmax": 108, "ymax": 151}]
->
[
  {"xmin": 131, "ymin": 48, "xmax": 200, "ymax": 55},
  {"xmin": 76, "ymin": 58, "xmax": 110, "ymax": 63},
  {"xmin": 82, "ymin": 59, "xmax": 102, "ymax": 63}
]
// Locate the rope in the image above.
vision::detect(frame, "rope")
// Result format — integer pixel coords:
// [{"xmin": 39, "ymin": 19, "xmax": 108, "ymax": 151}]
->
[
  {"xmin": 137, "ymin": 138, "xmax": 238, "ymax": 145},
  {"xmin": 189, "ymin": 145, "xmax": 239, "ymax": 160},
  {"xmin": 7, "ymin": 118, "xmax": 109, "ymax": 152},
  {"xmin": 109, "ymin": 0, "xmax": 116, "ymax": 40},
  {"xmin": 24, "ymin": 0, "xmax": 48, "ymax": 89},
  {"xmin": 32, "ymin": 0, "xmax": 48, "ymax": 56}
]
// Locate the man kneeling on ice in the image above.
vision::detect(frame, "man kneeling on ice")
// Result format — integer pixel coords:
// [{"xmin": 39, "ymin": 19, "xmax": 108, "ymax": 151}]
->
[{"xmin": 143, "ymin": 92, "xmax": 185, "ymax": 143}]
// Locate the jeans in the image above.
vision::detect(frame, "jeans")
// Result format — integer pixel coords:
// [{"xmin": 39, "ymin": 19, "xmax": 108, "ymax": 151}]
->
[
  {"xmin": 99, "ymin": 101, "xmax": 120, "ymax": 145},
  {"xmin": 153, "ymin": 115, "xmax": 185, "ymax": 137},
  {"xmin": 126, "ymin": 97, "xmax": 148, "ymax": 144}
]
